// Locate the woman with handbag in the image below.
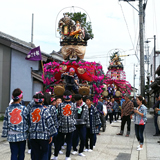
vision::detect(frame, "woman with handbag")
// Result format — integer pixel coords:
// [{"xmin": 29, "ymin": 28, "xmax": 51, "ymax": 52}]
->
[{"xmin": 134, "ymin": 96, "xmax": 147, "ymax": 151}]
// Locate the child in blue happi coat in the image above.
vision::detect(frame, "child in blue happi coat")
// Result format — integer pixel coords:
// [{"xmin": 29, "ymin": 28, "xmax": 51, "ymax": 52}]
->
[
  {"xmin": 29, "ymin": 92, "xmax": 57, "ymax": 160},
  {"xmin": 52, "ymin": 90, "xmax": 76, "ymax": 160},
  {"xmin": 43, "ymin": 92, "xmax": 58, "ymax": 160},
  {"xmin": 2, "ymin": 88, "xmax": 29, "ymax": 160},
  {"xmin": 85, "ymin": 96, "xmax": 101, "ymax": 152}
]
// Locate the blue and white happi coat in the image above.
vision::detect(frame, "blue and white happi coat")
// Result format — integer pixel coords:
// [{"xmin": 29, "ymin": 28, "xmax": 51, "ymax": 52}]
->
[
  {"xmin": 58, "ymin": 101, "xmax": 76, "ymax": 133},
  {"xmin": 29, "ymin": 104, "xmax": 57, "ymax": 140},
  {"xmin": 2, "ymin": 103, "xmax": 29, "ymax": 142},
  {"xmin": 89, "ymin": 104, "xmax": 101, "ymax": 134},
  {"xmin": 44, "ymin": 105, "xmax": 58, "ymax": 128}
]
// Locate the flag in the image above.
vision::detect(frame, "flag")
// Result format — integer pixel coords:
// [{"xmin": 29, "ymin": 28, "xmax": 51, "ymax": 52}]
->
[{"xmin": 25, "ymin": 46, "xmax": 42, "ymax": 61}]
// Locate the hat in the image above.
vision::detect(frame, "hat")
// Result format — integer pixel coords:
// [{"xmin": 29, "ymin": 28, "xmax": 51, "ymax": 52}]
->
[
  {"xmin": 51, "ymin": 97, "xmax": 56, "ymax": 102},
  {"xmin": 63, "ymin": 90, "xmax": 72, "ymax": 100},
  {"xmin": 33, "ymin": 92, "xmax": 45, "ymax": 103},
  {"xmin": 69, "ymin": 67, "xmax": 75, "ymax": 73}
]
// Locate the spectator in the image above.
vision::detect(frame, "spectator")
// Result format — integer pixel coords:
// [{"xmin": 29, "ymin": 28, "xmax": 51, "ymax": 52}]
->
[
  {"xmin": 95, "ymin": 96, "xmax": 104, "ymax": 134},
  {"xmin": 105, "ymin": 98, "xmax": 113, "ymax": 124},
  {"xmin": 111, "ymin": 97, "xmax": 119, "ymax": 122},
  {"xmin": 117, "ymin": 93, "xmax": 134, "ymax": 137},
  {"xmin": 134, "ymin": 96, "xmax": 147, "ymax": 151},
  {"xmin": 152, "ymin": 95, "xmax": 160, "ymax": 136}
]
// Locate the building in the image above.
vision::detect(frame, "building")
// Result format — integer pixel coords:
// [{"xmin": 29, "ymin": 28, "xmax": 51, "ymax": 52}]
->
[
  {"xmin": 149, "ymin": 49, "xmax": 160, "ymax": 82},
  {"xmin": 0, "ymin": 31, "xmax": 63, "ymax": 113},
  {"xmin": 148, "ymin": 48, "xmax": 160, "ymax": 107},
  {"xmin": 130, "ymin": 87, "xmax": 138, "ymax": 98}
]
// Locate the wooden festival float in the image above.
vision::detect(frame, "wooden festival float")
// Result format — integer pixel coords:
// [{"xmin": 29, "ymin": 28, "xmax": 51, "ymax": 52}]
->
[
  {"xmin": 42, "ymin": 9, "xmax": 105, "ymax": 103},
  {"xmin": 102, "ymin": 52, "xmax": 132, "ymax": 98}
]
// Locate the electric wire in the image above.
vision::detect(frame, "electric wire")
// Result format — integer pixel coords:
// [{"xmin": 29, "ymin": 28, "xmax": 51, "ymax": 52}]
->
[
  {"xmin": 119, "ymin": 2, "xmax": 135, "ymax": 49},
  {"xmin": 119, "ymin": 2, "xmax": 140, "ymax": 62}
]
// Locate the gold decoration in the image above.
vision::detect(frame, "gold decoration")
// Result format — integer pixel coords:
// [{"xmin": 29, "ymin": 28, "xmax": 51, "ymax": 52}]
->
[
  {"xmin": 102, "ymin": 91, "xmax": 108, "ymax": 96},
  {"xmin": 115, "ymin": 91, "xmax": 121, "ymax": 97},
  {"xmin": 61, "ymin": 45, "xmax": 86, "ymax": 60},
  {"xmin": 77, "ymin": 67, "xmax": 86, "ymax": 74},
  {"xmin": 79, "ymin": 86, "xmax": 90, "ymax": 95},
  {"xmin": 54, "ymin": 85, "xmax": 65, "ymax": 96},
  {"xmin": 59, "ymin": 65, "xmax": 67, "ymax": 72}
]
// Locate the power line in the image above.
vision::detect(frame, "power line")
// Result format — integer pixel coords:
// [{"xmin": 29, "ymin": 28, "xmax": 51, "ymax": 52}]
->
[
  {"xmin": 84, "ymin": 54, "xmax": 135, "ymax": 59},
  {"xmin": 119, "ymin": 2, "xmax": 140, "ymax": 62},
  {"xmin": 119, "ymin": 3, "xmax": 135, "ymax": 48}
]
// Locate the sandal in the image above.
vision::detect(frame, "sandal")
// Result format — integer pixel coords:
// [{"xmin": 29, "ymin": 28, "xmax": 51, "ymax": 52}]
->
[
  {"xmin": 125, "ymin": 134, "xmax": 129, "ymax": 137},
  {"xmin": 117, "ymin": 133, "xmax": 123, "ymax": 135}
]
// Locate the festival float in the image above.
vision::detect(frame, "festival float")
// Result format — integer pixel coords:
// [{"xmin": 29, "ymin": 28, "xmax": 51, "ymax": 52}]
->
[
  {"xmin": 42, "ymin": 9, "xmax": 105, "ymax": 103},
  {"xmin": 103, "ymin": 51, "xmax": 132, "ymax": 98}
]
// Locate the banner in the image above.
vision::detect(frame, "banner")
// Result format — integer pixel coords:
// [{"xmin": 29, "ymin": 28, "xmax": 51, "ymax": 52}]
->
[{"xmin": 25, "ymin": 46, "xmax": 42, "ymax": 61}]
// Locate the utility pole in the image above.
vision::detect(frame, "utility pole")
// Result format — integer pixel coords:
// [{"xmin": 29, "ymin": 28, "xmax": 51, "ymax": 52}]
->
[
  {"xmin": 133, "ymin": 63, "xmax": 136, "ymax": 98},
  {"xmin": 119, "ymin": 0, "xmax": 145, "ymax": 97},
  {"xmin": 154, "ymin": 35, "xmax": 156, "ymax": 81},
  {"xmin": 139, "ymin": 0, "xmax": 145, "ymax": 97},
  {"xmin": 31, "ymin": 13, "xmax": 34, "ymax": 44}
]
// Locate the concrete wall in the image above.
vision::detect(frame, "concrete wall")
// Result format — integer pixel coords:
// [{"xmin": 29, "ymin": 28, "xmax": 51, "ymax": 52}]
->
[
  {"xmin": 10, "ymin": 49, "xmax": 39, "ymax": 102},
  {"xmin": 0, "ymin": 44, "xmax": 11, "ymax": 113},
  {"xmin": 33, "ymin": 81, "xmax": 43, "ymax": 96}
]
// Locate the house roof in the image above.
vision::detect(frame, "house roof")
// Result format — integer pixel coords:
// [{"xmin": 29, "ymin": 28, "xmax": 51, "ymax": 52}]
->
[
  {"xmin": 155, "ymin": 65, "xmax": 160, "ymax": 76},
  {"xmin": 31, "ymin": 69, "xmax": 43, "ymax": 82},
  {"xmin": 0, "ymin": 31, "xmax": 63, "ymax": 62}
]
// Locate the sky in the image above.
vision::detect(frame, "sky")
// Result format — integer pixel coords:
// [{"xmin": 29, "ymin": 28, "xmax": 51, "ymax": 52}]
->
[{"xmin": 0, "ymin": 0, "xmax": 160, "ymax": 93}]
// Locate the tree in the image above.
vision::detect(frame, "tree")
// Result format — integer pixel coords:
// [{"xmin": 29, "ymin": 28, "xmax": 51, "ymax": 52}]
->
[{"xmin": 67, "ymin": 12, "xmax": 94, "ymax": 39}]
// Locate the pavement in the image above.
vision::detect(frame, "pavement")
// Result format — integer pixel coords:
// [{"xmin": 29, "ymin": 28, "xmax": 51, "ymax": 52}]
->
[{"xmin": 0, "ymin": 113, "xmax": 160, "ymax": 160}]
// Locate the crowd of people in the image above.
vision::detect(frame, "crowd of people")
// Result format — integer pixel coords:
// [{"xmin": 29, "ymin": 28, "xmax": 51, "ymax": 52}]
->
[
  {"xmin": 2, "ymin": 88, "xmax": 102, "ymax": 160},
  {"xmin": 1, "ymin": 87, "xmax": 151, "ymax": 160}
]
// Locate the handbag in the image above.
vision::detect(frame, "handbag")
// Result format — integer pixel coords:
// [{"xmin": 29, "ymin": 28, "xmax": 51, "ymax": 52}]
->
[
  {"xmin": 139, "ymin": 118, "xmax": 144, "ymax": 125},
  {"xmin": 107, "ymin": 108, "xmax": 112, "ymax": 113}
]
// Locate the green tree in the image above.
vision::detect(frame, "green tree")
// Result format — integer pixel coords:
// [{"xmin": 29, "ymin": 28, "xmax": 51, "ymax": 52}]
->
[{"xmin": 67, "ymin": 12, "xmax": 94, "ymax": 39}]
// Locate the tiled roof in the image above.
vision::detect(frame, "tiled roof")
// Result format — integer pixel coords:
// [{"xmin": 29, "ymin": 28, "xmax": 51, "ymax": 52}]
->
[{"xmin": 0, "ymin": 31, "xmax": 63, "ymax": 61}]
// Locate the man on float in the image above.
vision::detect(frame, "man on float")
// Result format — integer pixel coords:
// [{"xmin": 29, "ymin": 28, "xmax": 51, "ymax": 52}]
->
[{"xmin": 61, "ymin": 67, "xmax": 79, "ymax": 94}]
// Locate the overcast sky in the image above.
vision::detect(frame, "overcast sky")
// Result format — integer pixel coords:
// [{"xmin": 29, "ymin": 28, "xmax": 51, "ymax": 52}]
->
[{"xmin": 0, "ymin": 0, "xmax": 159, "ymax": 93}]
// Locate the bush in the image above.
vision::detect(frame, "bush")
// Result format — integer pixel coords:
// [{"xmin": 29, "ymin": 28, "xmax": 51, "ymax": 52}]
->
[{"xmin": 0, "ymin": 116, "xmax": 4, "ymax": 121}]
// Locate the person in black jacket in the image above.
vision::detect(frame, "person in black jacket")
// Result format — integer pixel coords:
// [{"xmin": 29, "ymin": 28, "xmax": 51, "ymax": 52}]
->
[
  {"xmin": 71, "ymin": 94, "xmax": 90, "ymax": 157},
  {"xmin": 153, "ymin": 95, "xmax": 160, "ymax": 136}
]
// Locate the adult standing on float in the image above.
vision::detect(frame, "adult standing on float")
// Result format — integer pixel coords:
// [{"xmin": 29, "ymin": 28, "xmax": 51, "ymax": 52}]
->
[{"xmin": 134, "ymin": 96, "xmax": 147, "ymax": 151}]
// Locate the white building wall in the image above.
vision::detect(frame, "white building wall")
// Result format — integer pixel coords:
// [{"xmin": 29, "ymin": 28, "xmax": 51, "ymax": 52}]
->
[
  {"xmin": 33, "ymin": 81, "xmax": 43, "ymax": 96},
  {"xmin": 149, "ymin": 49, "xmax": 160, "ymax": 81},
  {"xmin": 10, "ymin": 49, "xmax": 39, "ymax": 101}
]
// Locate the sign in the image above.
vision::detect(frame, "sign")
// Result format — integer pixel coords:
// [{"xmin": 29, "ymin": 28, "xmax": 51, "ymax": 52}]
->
[{"xmin": 25, "ymin": 46, "xmax": 42, "ymax": 61}]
